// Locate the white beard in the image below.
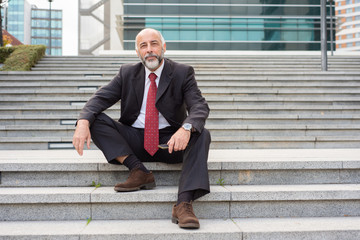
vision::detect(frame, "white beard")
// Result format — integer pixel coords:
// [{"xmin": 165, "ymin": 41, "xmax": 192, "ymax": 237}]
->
[
  {"xmin": 141, "ymin": 49, "xmax": 164, "ymax": 71},
  {"xmin": 144, "ymin": 58, "xmax": 160, "ymax": 70}
]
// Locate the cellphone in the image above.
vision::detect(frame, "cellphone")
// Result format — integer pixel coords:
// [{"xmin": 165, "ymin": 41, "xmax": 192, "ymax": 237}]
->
[{"xmin": 158, "ymin": 144, "xmax": 169, "ymax": 149}]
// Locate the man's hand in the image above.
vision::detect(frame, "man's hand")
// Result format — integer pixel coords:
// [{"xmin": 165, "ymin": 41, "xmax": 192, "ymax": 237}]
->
[
  {"xmin": 72, "ymin": 119, "xmax": 91, "ymax": 156},
  {"xmin": 167, "ymin": 128, "xmax": 191, "ymax": 154}
]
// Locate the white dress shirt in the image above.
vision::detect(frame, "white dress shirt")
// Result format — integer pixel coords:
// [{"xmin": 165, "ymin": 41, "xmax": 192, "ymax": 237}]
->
[{"xmin": 132, "ymin": 59, "xmax": 171, "ymax": 129}]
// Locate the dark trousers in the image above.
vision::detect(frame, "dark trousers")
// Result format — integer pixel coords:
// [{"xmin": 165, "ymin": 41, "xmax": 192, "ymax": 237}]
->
[{"xmin": 90, "ymin": 113, "xmax": 211, "ymax": 200}]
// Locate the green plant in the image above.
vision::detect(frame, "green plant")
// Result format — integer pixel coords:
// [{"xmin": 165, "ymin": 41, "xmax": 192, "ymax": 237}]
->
[
  {"xmin": 1, "ymin": 45, "xmax": 46, "ymax": 71},
  {"xmin": 86, "ymin": 217, "xmax": 92, "ymax": 226},
  {"xmin": 91, "ymin": 181, "xmax": 101, "ymax": 189},
  {"xmin": 216, "ymin": 178, "xmax": 225, "ymax": 186},
  {"xmin": 0, "ymin": 46, "xmax": 15, "ymax": 63}
]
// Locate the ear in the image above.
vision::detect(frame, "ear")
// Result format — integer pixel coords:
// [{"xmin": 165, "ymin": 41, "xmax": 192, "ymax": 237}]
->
[
  {"xmin": 136, "ymin": 49, "xmax": 140, "ymax": 58},
  {"xmin": 163, "ymin": 43, "xmax": 167, "ymax": 53}
]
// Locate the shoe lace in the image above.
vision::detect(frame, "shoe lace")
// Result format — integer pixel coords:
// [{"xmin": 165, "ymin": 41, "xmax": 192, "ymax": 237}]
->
[{"xmin": 183, "ymin": 203, "xmax": 195, "ymax": 216}]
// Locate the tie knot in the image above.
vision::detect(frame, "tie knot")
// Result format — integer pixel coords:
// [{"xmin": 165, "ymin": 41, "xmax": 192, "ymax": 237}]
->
[{"xmin": 149, "ymin": 73, "xmax": 157, "ymax": 83}]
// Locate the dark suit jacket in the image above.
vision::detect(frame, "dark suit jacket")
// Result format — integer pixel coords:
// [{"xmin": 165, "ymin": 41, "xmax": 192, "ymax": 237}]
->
[{"xmin": 79, "ymin": 58, "xmax": 210, "ymax": 133}]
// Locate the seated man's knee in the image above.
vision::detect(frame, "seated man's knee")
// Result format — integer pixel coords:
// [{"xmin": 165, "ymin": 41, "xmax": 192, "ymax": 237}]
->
[{"xmin": 200, "ymin": 128, "xmax": 211, "ymax": 143}]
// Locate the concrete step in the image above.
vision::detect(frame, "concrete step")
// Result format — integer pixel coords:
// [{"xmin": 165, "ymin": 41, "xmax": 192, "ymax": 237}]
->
[
  {"xmin": 35, "ymin": 58, "xmax": 360, "ymax": 63},
  {"xmin": 2, "ymin": 114, "xmax": 360, "ymax": 126},
  {"xmin": 0, "ymin": 184, "xmax": 360, "ymax": 221},
  {"xmin": 3, "ymin": 82, "xmax": 360, "ymax": 91},
  {"xmin": 1, "ymin": 124, "xmax": 360, "ymax": 138},
  {"xmin": 1, "ymin": 149, "xmax": 359, "ymax": 187},
  {"xmin": 34, "ymin": 63, "xmax": 337, "ymax": 67},
  {"xmin": 211, "ymin": 135, "xmax": 360, "ymax": 148},
  {"xmin": 1, "ymin": 217, "xmax": 360, "ymax": 240},
  {"xmin": 3, "ymin": 88, "xmax": 360, "ymax": 97},
  {"xmin": 2, "ymin": 73, "xmax": 360, "ymax": 81},
  {"xmin": 2, "ymin": 105, "xmax": 360, "ymax": 116},
  {"xmin": 1, "ymin": 96, "xmax": 360, "ymax": 106},
  {"xmin": 30, "ymin": 67, "xmax": 360, "ymax": 72},
  {"xmin": 1, "ymin": 135, "xmax": 360, "ymax": 149},
  {"xmin": 2, "ymin": 71, "xmax": 360, "ymax": 77},
  {"xmin": 39, "ymin": 54, "xmax": 360, "ymax": 58},
  {"xmin": 33, "ymin": 62, "xmax": 360, "ymax": 67}
]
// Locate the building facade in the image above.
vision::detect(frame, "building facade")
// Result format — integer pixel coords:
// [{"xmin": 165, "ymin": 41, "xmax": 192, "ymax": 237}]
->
[
  {"xmin": 121, "ymin": 0, "xmax": 335, "ymax": 51},
  {"xmin": 2, "ymin": 0, "xmax": 62, "ymax": 55},
  {"xmin": 5, "ymin": 0, "xmax": 31, "ymax": 44},
  {"xmin": 79, "ymin": 0, "xmax": 336, "ymax": 54},
  {"xmin": 335, "ymin": 0, "xmax": 360, "ymax": 51},
  {"xmin": 31, "ymin": 6, "xmax": 63, "ymax": 56}
]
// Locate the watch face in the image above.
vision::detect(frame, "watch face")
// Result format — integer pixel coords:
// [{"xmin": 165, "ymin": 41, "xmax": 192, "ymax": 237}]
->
[{"xmin": 183, "ymin": 123, "xmax": 192, "ymax": 131}]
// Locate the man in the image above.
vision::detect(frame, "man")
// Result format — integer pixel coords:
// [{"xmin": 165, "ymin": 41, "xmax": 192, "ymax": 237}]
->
[{"xmin": 72, "ymin": 28, "xmax": 211, "ymax": 229}]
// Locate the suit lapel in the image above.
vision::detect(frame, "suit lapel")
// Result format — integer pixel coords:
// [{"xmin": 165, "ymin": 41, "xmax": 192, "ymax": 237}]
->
[
  {"xmin": 132, "ymin": 65, "xmax": 146, "ymax": 110},
  {"xmin": 156, "ymin": 59, "xmax": 173, "ymax": 102}
]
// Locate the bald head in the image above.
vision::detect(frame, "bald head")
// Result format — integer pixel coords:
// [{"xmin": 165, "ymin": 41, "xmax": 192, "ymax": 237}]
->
[{"xmin": 135, "ymin": 28, "xmax": 166, "ymax": 50}]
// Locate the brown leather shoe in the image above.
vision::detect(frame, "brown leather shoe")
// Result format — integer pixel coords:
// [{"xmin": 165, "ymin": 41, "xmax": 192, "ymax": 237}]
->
[
  {"xmin": 114, "ymin": 167, "xmax": 156, "ymax": 192},
  {"xmin": 172, "ymin": 201, "xmax": 200, "ymax": 229}
]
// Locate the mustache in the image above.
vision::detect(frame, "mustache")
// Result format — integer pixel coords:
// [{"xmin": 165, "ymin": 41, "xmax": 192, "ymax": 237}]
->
[{"xmin": 144, "ymin": 53, "xmax": 160, "ymax": 60}]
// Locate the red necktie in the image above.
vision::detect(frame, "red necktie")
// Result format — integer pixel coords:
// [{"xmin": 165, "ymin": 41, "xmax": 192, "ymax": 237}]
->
[{"xmin": 144, "ymin": 73, "xmax": 159, "ymax": 156}]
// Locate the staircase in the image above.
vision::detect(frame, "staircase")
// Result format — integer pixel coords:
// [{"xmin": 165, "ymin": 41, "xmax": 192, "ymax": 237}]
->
[
  {"xmin": 1, "ymin": 53, "xmax": 360, "ymax": 239},
  {"xmin": 0, "ymin": 54, "xmax": 360, "ymax": 150},
  {"xmin": 1, "ymin": 149, "xmax": 360, "ymax": 238}
]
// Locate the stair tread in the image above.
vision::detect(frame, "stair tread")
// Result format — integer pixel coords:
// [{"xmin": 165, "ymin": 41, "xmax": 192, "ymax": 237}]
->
[
  {"xmin": 1, "ymin": 217, "xmax": 358, "ymax": 239},
  {"xmin": 2, "ymin": 114, "xmax": 360, "ymax": 120},
  {"xmin": 1, "ymin": 184, "xmax": 360, "ymax": 204}
]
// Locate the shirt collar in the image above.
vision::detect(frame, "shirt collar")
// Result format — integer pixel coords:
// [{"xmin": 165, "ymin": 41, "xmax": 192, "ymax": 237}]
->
[{"xmin": 145, "ymin": 59, "xmax": 165, "ymax": 80}]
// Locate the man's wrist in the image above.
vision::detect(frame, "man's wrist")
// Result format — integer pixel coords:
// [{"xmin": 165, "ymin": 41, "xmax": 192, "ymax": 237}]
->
[
  {"xmin": 77, "ymin": 119, "xmax": 90, "ymax": 127},
  {"xmin": 182, "ymin": 123, "xmax": 192, "ymax": 132}
]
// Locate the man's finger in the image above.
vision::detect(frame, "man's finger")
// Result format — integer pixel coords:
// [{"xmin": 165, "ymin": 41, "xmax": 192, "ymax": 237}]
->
[
  {"xmin": 78, "ymin": 141, "xmax": 84, "ymax": 156},
  {"xmin": 167, "ymin": 139, "xmax": 174, "ymax": 154},
  {"xmin": 86, "ymin": 134, "xmax": 91, "ymax": 149}
]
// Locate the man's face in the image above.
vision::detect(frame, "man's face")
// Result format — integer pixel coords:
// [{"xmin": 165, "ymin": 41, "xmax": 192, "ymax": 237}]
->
[{"xmin": 136, "ymin": 30, "xmax": 166, "ymax": 71}]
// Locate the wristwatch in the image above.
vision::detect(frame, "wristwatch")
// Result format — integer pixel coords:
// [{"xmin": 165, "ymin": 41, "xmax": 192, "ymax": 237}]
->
[{"xmin": 182, "ymin": 123, "xmax": 192, "ymax": 132}]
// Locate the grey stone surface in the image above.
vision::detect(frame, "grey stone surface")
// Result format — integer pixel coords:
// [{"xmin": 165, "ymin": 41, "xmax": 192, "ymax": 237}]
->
[
  {"xmin": 340, "ymin": 170, "xmax": 360, "ymax": 184},
  {"xmin": 0, "ymin": 172, "xmax": 100, "ymax": 187},
  {"xmin": 0, "ymin": 161, "xmax": 99, "ymax": 172},
  {"xmin": 81, "ymin": 219, "xmax": 240, "ymax": 240},
  {"xmin": 0, "ymin": 170, "xmax": 221, "ymax": 187},
  {"xmin": 1, "ymin": 217, "xmax": 360, "ymax": 240},
  {"xmin": 0, "ymin": 203, "xmax": 91, "ymax": 221},
  {"xmin": 236, "ymin": 217, "xmax": 360, "ymax": 240},
  {"xmin": 222, "ymin": 169, "xmax": 342, "ymax": 185},
  {"xmin": 230, "ymin": 200, "xmax": 360, "ymax": 218},
  {"xmin": 227, "ymin": 184, "xmax": 360, "ymax": 201},
  {"xmin": 91, "ymin": 186, "xmax": 178, "ymax": 203},
  {"xmin": 90, "ymin": 186, "xmax": 230, "ymax": 203},
  {"xmin": 91, "ymin": 201, "xmax": 230, "ymax": 220},
  {"xmin": 221, "ymin": 160, "xmax": 343, "ymax": 170},
  {"xmin": 0, "ymin": 221, "xmax": 85, "ymax": 240},
  {"xmin": 0, "ymin": 187, "xmax": 93, "ymax": 204},
  {"xmin": 1, "ymin": 149, "xmax": 359, "ymax": 187},
  {"xmin": 343, "ymin": 160, "xmax": 360, "ymax": 169}
]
